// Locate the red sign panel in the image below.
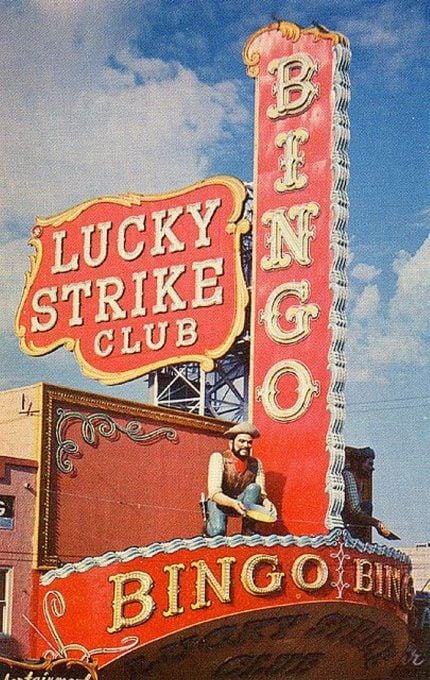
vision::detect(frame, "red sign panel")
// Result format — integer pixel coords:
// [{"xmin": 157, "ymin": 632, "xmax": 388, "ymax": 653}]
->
[
  {"xmin": 34, "ymin": 384, "xmax": 228, "ymax": 568},
  {"xmin": 244, "ymin": 23, "xmax": 350, "ymax": 534},
  {"xmin": 31, "ymin": 540, "xmax": 412, "ymax": 675},
  {"xmin": 15, "ymin": 177, "xmax": 249, "ymax": 384}
]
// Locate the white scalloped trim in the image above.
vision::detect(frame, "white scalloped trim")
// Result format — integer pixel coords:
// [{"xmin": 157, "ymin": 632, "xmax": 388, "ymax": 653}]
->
[
  {"xmin": 325, "ymin": 42, "xmax": 351, "ymax": 530},
  {"xmin": 40, "ymin": 529, "xmax": 409, "ymax": 586}
]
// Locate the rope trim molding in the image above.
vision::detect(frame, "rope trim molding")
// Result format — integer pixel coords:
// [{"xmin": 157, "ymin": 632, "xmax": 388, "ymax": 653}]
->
[{"xmin": 41, "ymin": 529, "xmax": 410, "ymax": 586}]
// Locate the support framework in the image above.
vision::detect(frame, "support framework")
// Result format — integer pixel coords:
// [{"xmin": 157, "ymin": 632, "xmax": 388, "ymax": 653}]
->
[{"xmin": 148, "ymin": 187, "xmax": 253, "ymax": 422}]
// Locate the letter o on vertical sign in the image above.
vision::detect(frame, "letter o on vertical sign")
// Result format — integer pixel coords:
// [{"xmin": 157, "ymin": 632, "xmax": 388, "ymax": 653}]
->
[
  {"xmin": 259, "ymin": 359, "xmax": 319, "ymax": 422},
  {"xmin": 291, "ymin": 554, "xmax": 329, "ymax": 592}
]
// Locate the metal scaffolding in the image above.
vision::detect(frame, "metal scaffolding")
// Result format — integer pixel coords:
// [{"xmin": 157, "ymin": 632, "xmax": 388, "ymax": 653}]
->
[{"xmin": 147, "ymin": 186, "xmax": 253, "ymax": 422}]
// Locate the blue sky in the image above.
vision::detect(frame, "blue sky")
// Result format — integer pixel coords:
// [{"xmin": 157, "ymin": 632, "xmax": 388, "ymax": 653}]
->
[{"xmin": 0, "ymin": 0, "xmax": 428, "ymax": 546}]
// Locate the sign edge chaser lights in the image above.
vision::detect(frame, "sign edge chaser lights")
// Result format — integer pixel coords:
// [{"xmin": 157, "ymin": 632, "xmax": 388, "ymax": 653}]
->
[
  {"xmin": 243, "ymin": 21, "xmax": 351, "ymax": 534},
  {"xmin": 15, "ymin": 176, "xmax": 250, "ymax": 385}
]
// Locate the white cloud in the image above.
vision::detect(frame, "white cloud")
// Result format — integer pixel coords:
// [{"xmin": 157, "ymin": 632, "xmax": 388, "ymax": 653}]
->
[
  {"xmin": 344, "ymin": 363, "xmax": 386, "ymax": 385},
  {"xmin": 347, "ymin": 22, "xmax": 398, "ymax": 48},
  {"xmin": 350, "ymin": 262, "xmax": 381, "ymax": 282},
  {"xmin": 0, "ymin": 238, "xmax": 31, "ymax": 329},
  {"xmin": 0, "ymin": 2, "xmax": 248, "ymax": 229},
  {"xmin": 340, "ymin": 0, "xmax": 427, "ymax": 84},
  {"xmin": 367, "ymin": 334, "xmax": 425, "ymax": 365},
  {"xmin": 392, "ymin": 249, "xmax": 412, "ymax": 275},
  {"xmin": 347, "ymin": 235, "xmax": 430, "ymax": 381},
  {"xmin": 9, "ymin": 61, "xmax": 246, "ymax": 222},
  {"xmin": 388, "ymin": 235, "xmax": 430, "ymax": 336},
  {"xmin": 0, "ymin": 1, "xmax": 249, "ymax": 352},
  {"xmin": 352, "ymin": 283, "xmax": 380, "ymax": 320},
  {"xmin": 414, "ymin": 207, "xmax": 430, "ymax": 230}
]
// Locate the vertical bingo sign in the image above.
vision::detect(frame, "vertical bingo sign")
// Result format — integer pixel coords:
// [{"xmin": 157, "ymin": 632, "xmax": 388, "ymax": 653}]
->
[{"xmin": 244, "ymin": 23, "xmax": 350, "ymax": 535}]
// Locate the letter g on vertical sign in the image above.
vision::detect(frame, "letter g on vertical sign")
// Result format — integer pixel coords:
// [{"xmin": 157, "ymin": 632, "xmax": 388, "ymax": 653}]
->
[{"xmin": 259, "ymin": 281, "xmax": 320, "ymax": 345}]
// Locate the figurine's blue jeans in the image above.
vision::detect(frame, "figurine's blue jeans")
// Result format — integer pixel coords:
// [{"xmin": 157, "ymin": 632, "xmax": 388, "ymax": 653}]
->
[{"xmin": 206, "ymin": 483, "xmax": 262, "ymax": 537}]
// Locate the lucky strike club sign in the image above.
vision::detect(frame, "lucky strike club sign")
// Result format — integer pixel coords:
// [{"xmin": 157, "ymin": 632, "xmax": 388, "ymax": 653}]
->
[{"xmin": 16, "ymin": 177, "xmax": 249, "ymax": 384}]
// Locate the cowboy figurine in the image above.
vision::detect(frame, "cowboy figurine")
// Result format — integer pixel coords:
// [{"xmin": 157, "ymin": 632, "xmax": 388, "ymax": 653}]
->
[
  {"xmin": 205, "ymin": 421, "xmax": 276, "ymax": 536},
  {"xmin": 342, "ymin": 446, "xmax": 394, "ymax": 542}
]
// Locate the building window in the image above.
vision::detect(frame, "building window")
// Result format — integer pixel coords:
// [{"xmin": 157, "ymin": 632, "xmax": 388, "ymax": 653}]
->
[
  {"xmin": 0, "ymin": 496, "xmax": 15, "ymax": 530},
  {"xmin": 0, "ymin": 568, "xmax": 12, "ymax": 635}
]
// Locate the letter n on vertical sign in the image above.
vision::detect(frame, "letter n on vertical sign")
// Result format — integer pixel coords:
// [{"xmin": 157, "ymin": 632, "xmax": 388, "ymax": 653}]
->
[{"xmin": 243, "ymin": 23, "xmax": 350, "ymax": 534}]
